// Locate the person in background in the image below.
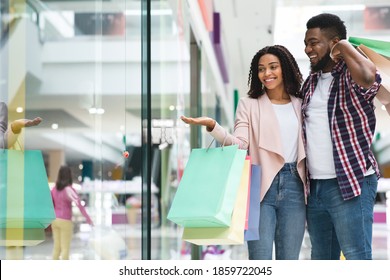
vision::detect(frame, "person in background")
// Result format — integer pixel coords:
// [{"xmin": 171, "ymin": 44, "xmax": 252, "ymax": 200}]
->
[
  {"xmin": 51, "ymin": 165, "xmax": 94, "ymax": 260},
  {"xmin": 181, "ymin": 45, "xmax": 307, "ymax": 260},
  {"xmin": 0, "ymin": 101, "xmax": 42, "ymax": 148},
  {"xmin": 302, "ymin": 13, "xmax": 382, "ymax": 260}
]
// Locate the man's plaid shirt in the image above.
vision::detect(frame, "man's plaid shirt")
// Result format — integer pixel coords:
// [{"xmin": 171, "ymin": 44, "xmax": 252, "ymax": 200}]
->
[{"xmin": 301, "ymin": 60, "xmax": 382, "ymax": 200}]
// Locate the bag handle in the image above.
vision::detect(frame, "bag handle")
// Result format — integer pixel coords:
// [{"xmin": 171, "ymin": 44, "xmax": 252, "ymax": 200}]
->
[
  {"xmin": 14, "ymin": 138, "xmax": 24, "ymax": 152},
  {"xmin": 206, "ymin": 138, "xmax": 215, "ymax": 152},
  {"xmin": 206, "ymin": 131, "xmax": 229, "ymax": 152}
]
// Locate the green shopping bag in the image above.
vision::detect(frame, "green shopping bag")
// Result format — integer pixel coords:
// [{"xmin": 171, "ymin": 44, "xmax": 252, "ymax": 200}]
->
[
  {"xmin": 0, "ymin": 149, "xmax": 55, "ymax": 229},
  {"xmin": 182, "ymin": 157, "xmax": 250, "ymax": 245},
  {"xmin": 167, "ymin": 145, "xmax": 247, "ymax": 228},
  {"xmin": 349, "ymin": 37, "xmax": 390, "ymax": 58}
]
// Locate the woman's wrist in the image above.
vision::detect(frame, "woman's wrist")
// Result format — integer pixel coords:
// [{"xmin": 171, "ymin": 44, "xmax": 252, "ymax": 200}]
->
[
  {"xmin": 10, "ymin": 122, "xmax": 21, "ymax": 134},
  {"xmin": 206, "ymin": 120, "xmax": 216, "ymax": 132}
]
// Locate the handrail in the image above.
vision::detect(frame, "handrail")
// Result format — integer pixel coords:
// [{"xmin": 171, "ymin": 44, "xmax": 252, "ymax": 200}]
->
[{"xmin": 26, "ymin": 0, "xmax": 66, "ymax": 42}]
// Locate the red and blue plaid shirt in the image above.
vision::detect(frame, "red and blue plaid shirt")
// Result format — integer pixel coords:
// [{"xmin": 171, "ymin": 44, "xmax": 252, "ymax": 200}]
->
[{"xmin": 301, "ymin": 60, "xmax": 382, "ymax": 200}]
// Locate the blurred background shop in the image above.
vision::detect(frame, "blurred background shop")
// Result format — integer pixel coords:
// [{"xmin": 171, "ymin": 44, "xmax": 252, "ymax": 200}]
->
[{"xmin": 0, "ymin": 0, "xmax": 389, "ymax": 260}]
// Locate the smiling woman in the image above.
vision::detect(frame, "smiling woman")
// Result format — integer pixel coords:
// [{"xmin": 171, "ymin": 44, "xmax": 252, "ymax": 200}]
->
[
  {"xmin": 181, "ymin": 45, "xmax": 307, "ymax": 260},
  {"xmin": 257, "ymin": 55, "xmax": 287, "ymax": 102}
]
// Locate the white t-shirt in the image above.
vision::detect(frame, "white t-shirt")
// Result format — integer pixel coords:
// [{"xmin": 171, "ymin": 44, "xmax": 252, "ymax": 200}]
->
[
  {"xmin": 306, "ymin": 72, "xmax": 336, "ymax": 179},
  {"xmin": 272, "ymin": 102, "xmax": 298, "ymax": 163},
  {"xmin": 306, "ymin": 72, "xmax": 375, "ymax": 178}
]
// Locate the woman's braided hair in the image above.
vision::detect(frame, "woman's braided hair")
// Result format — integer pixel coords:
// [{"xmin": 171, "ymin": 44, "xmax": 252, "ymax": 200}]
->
[{"xmin": 247, "ymin": 45, "xmax": 303, "ymax": 99}]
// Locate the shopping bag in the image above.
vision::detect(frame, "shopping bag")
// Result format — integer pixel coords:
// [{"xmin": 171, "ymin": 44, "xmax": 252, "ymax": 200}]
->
[
  {"xmin": 182, "ymin": 158, "xmax": 250, "ymax": 245},
  {"xmin": 89, "ymin": 226, "xmax": 129, "ymax": 260},
  {"xmin": 357, "ymin": 44, "xmax": 390, "ymax": 115},
  {"xmin": 349, "ymin": 37, "xmax": 390, "ymax": 57},
  {"xmin": 0, "ymin": 228, "xmax": 45, "ymax": 246},
  {"xmin": 167, "ymin": 145, "xmax": 247, "ymax": 227},
  {"xmin": 0, "ymin": 149, "xmax": 55, "ymax": 229},
  {"xmin": 244, "ymin": 164, "xmax": 261, "ymax": 241},
  {"xmin": 244, "ymin": 156, "xmax": 252, "ymax": 230}
]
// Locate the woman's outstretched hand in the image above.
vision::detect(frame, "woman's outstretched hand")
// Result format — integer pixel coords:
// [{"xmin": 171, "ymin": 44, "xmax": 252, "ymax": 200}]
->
[
  {"xmin": 11, "ymin": 117, "xmax": 42, "ymax": 134},
  {"xmin": 181, "ymin": 116, "xmax": 216, "ymax": 132}
]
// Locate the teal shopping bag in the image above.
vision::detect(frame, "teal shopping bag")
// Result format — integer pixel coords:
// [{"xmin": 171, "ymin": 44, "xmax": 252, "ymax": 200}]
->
[
  {"xmin": 0, "ymin": 149, "xmax": 55, "ymax": 229},
  {"xmin": 349, "ymin": 37, "xmax": 390, "ymax": 58},
  {"xmin": 182, "ymin": 158, "xmax": 250, "ymax": 245},
  {"xmin": 167, "ymin": 145, "xmax": 247, "ymax": 228}
]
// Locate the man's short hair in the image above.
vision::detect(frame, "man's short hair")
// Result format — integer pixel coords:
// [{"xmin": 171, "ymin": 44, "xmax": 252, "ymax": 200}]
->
[{"xmin": 306, "ymin": 13, "xmax": 347, "ymax": 40}]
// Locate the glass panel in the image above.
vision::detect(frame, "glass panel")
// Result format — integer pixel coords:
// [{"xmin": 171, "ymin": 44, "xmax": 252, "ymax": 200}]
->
[
  {"xmin": 0, "ymin": 0, "xmax": 142, "ymax": 260},
  {"xmin": 149, "ymin": 0, "xmax": 191, "ymax": 260}
]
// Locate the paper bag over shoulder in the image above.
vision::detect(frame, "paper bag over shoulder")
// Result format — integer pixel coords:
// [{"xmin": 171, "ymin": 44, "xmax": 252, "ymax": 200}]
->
[{"xmin": 357, "ymin": 44, "xmax": 390, "ymax": 115}]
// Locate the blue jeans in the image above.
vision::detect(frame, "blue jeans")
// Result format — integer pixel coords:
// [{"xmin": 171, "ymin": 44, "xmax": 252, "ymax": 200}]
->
[
  {"xmin": 247, "ymin": 162, "xmax": 306, "ymax": 260},
  {"xmin": 306, "ymin": 174, "xmax": 378, "ymax": 260}
]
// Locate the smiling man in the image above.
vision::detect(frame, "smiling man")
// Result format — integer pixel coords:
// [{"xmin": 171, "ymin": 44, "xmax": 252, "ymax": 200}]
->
[{"xmin": 301, "ymin": 13, "xmax": 382, "ymax": 260}]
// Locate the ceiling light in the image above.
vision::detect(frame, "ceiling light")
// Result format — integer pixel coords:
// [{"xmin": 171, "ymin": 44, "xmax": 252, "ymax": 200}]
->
[
  {"xmin": 89, "ymin": 107, "xmax": 97, "ymax": 114},
  {"xmin": 96, "ymin": 108, "xmax": 105, "ymax": 115},
  {"xmin": 16, "ymin": 107, "xmax": 24, "ymax": 113},
  {"xmin": 88, "ymin": 107, "xmax": 105, "ymax": 115}
]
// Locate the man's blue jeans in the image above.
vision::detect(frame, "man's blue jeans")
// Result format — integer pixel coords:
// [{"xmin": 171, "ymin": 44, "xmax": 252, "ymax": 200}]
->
[
  {"xmin": 307, "ymin": 174, "xmax": 378, "ymax": 260},
  {"xmin": 247, "ymin": 162, "xmax": 306, "ymax": 260}
]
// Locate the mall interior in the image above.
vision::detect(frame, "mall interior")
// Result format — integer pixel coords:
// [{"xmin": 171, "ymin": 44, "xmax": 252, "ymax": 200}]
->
[{"xmin": 0, "ymin": 0, "xmax": 390, "ymax": 260}]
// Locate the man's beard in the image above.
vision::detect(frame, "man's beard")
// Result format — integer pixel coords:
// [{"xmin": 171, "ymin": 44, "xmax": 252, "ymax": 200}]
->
[{"xmin": 310, "ymin": 51, "xmax": 332, "ymax": 72}]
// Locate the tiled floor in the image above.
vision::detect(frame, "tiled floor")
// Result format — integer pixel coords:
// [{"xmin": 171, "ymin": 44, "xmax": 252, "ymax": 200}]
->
[{"xmin": 2, "ymin": 222, "xmax": 389, "ymax": 260}]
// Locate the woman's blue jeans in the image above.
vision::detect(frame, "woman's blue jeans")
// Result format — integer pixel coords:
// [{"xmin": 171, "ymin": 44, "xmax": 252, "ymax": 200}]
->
[
  {"xmin": 306, "ymin": 174, "xmax": 378, "ymax": 260},
  {"xmin": 247, "ymin": 162, "xmax": 306, "ymax": 260}
]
